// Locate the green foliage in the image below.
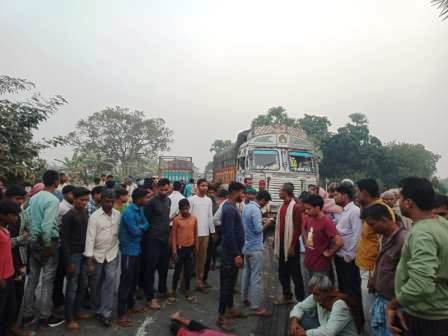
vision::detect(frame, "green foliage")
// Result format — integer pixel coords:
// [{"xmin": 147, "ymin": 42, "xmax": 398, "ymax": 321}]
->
[
  {"xmin": 210, "ymin": 139, "xmax": 233, "ymax": 154},
  {"xmin": 0, "ymin": 75, "xmax": 67, "ymax": 182},
  {"xmin": 297, "ymin": 114, "xmax": 332, "ymax": 147},
  {"xmin": 251, "ymin": 106, "xmax": 301, "ymax": 128},
  {"xmin": 64, "ymin": 106, "xmax": 172, "ymax": 179},
  {"xmin": 432, "ymin": 0, "xmax": 448, "ymax": 20}
]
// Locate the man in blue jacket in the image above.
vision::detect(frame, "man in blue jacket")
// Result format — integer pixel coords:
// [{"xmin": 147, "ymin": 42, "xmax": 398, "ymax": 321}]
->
[{"xmin": 117, "ymin": 188, "xmax": 149, "ymax": 327}]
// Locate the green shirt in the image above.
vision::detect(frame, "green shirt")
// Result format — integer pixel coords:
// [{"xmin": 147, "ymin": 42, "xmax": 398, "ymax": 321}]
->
[
  {"xmin": 395, "ymin": 216, "xmax": 448, "ymax": 320},
  {"xmin": 27, "ymin": 190, "xmax": 60, "ymax": 246}
]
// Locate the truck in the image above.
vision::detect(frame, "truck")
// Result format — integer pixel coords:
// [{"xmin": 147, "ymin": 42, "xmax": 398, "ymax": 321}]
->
[
  {"xmin": 213, "ymin": 125, "xmax": 319, "ymax": 212},
  {"xmin": 158, "ymin": 156, "xmax": 194, "ymax": 182}
]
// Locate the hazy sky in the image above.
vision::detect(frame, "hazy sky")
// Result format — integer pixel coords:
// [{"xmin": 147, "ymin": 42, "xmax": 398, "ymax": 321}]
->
[{"xmin": 2, "ymin": 0, "xmax": 447, "ymax": 177}]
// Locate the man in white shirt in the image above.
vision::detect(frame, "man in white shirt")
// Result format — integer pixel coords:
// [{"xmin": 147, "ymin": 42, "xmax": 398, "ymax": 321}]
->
[
  {"xmin": 333, "ymin": 184, "xmax": 363, "ymax": 307},
  {"xmin": 84, "ymin": 190, "xmax": 120, "ymax": 327},
  {"xmin": 169, "ymin": 181, "xmax": 185, "ymax": 222},
  {"xmin": 188, "ymin": 179, "xmax": 214, "ymax": 292}
]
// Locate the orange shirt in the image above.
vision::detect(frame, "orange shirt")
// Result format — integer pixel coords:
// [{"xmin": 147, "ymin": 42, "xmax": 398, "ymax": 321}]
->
[
  {"xmin": 355, "ymin": 199, "xmax": 396, "ymax": 271},
  {"xmin": 171, "ymin": 214, "xmax": 198, "ymax": 250}
]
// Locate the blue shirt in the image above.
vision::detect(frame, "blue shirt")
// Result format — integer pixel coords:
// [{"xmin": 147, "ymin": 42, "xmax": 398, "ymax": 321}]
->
[
  {"xmin": 184, "ymin": 183, "xmax": 194, "ymax": 198},
  {"xmin": 242, "ymin": 201, "xmax": 264, "ymax": 253},
  {"xmin": 221, "ymin": 202, "xmax": 245, "ymax": 257},
  {"xmin": 119, "ymin": 203, "xmax": 149, "ymax": 256}
]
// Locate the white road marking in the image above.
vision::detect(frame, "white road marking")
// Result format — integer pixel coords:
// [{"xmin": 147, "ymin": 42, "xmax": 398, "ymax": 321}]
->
[{"xmin": 136, "ymin": 316, "xmax": 155, "ymax": 336}]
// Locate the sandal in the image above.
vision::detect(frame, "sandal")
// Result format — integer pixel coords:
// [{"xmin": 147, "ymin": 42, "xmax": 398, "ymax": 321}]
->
[
  {"xmin": 146, "ymin": 299, "xmax": 161, "ymax": 310},
  {"xmin": 167, "ymin": 293, "xmax": 177, "ymax": 304},
  {"xmin": 254, "ymin": 308, "xmax": 272, "ymax": 317},
  {"xmin": 186, "ymin": 295, "xmax": 198, "ymax": 304}
]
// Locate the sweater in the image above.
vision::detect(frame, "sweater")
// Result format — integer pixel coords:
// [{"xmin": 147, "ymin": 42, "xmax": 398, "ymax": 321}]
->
[
  {"xmin": 395, "ymin": 216, "xmax": 448, "ymax": 320},
  {"xmin": 220, "ymin": 202, "xmax": 245, "ymax": 257}
]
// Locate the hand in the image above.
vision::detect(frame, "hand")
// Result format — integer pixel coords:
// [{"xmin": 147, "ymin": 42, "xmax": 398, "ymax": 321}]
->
[
  {"xmin": 234, "ymin": 255, "xmax": 244, "ymax": 268},
  {"xmin": 289, "ymin": 318, "xmax": 305, "ymax": 336},
  {"xmin": 211, "ymin": 233, "xmax": 217, "ymax": 242},
  {"xmin": 387, "ymin": 299, "xmax": 408, "ymax": 336},
  {"xmin": 22, "ymin": 230, "xmax": 29, "ymax": 241},
  {"xmin": 288, "ymin": 246, "xmax": 296, "ymax": 257},
  {"xmin": 0, "ymin": 278, "xmax": 6, "ymax": 289},
  {"xmin": 66, "ymin": 264, "xmax": 76, "ymax": 274},
  {"xmin": 86, "ymin": 259, "xmax": 95, "ymax": 275},
  {"xmin": 323, "ymin": 249, "xmax": 332, "ymax": 258}
]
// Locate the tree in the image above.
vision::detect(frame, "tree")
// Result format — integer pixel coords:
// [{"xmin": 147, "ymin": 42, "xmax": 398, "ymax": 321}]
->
[
  {"xmin": 380, "ymin": 142, "xmax": 440, "ymax": 187},
  {"xmin": 297, "ymin": 114, "xmax": 332, "ymax": 147},
  {"xmin": 0, "ymin": 75, "xmax": 67, "ymax": 182},
  {"xmin": 64, "ymin": 106, "xmax": 173, "ymax": 178},
  {"xmin": 210, "ymin": 139, "xmax": 233, "ymax": 154},
  {"xmin": 432, "ymin": 0, "xmax": 448, "ymax": 20},
  {"xmin": 251, "ymin": 106, "xmax": 301, "ymax": 129}
]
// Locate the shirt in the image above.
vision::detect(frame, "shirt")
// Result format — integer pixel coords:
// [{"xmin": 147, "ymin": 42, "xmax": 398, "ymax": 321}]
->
[
  {"xmin": 171, "ymin": 215, "xmax": 198, "ymax": 249},
  {"xmin": 169, "ymin": 191, "xmax": 185, "ymax": 219},
  {"xmin": 144, "ymin": 195, "xmax": 171, "ymax": 242},
  {"xmin": 183, "ymin": 183, "xmax": 194, "ymax": 198},
  {"xmin": 395, "ymin": 216, "xmax": 448, "ymax": 320},
  {"xmin": 86, "ymin": 200, "xmax": 101, "ymax": 216},
  {"xmin": 290, "ymin": 295, "xmax": 358, "ymax": 336},
  {"xmin": 372, "ymin": 226, "xmax": 408, "ymax": 300},
  {"xmin": 188, "ymin": 195, "xmax": 215, "ymax": 237},
  {"xmin": 27, "ymin": 190, "xmax": 60, "ymax": 246},
  {"xmin": 58, "ymin": 199, "xmax": 73, "ymax": 227},
  {"xmin": 278, "ymin": 200, "xmax": 302, "ymax": 247},
  {"xmin": 0, "ymin": 227, "xmax": 14, "ymax": 280},
  {"xmin": 221, "ymin": 202, "xmax": 245, "ymax": 257},
  {"xmin": 303, "ymin": 215, "xmax": 338, "ymax": 272},
  {"xmin": 336, "ymin": 202, "xmax": 363, "ymax": 262},
  {"xmin": 242, "ymin": 201, "xmax": 264, "ymax": 253},
  {"xmin": 84, "ymin": 208, "xmax": 120, "ymax": 263},
  {"xmin": 213, "ymin": 200, "xmax": 227, "ymax": 227},
  {"xmin": 61, "ymin": 207, "xmax": 89, "ymax": 265},
  {"xmin": 119, "ymin": 203, "xmax": 149, "ymax": 256}
]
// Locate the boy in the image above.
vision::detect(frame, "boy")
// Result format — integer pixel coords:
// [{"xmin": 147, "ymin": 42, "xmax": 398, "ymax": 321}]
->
[
  {"xmin": 302, "ymin": 194, "xmax": 343, "ymax": 278},
  {"xmin": 61, "ymin": 187, "xmax": 91, "ymax": 331},
  {"xmin": 169, "ymin": 199, "xmax": 198, "ymax": 304},
  {"xmin": 117, "ymin": 188, "xmax": 149, "ymax": 327},
  {"xmin": 87, "ymin": 186, "xmax": 104, "ymax": 216},
  {"xmin": 0, "ymin": 200, "xmax": 26, "ymax": 336},
  {"xmin": 114, "ymin": 189, "xmax": 129, "ymax": 213}
]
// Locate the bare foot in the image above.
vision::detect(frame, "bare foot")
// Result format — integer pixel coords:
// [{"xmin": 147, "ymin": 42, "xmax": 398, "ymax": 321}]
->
[
  {"xmin": 146, "ymin": 299, "xmax": 161, "ymax": 310},
  {"xmin": 170, "ymin": 312, "xmax": 182, "ymax": 321}
]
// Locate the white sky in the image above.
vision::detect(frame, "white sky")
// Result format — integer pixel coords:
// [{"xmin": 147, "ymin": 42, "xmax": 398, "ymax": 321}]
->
[{"xmin": 1, "ymin": 0, "xmax": 447, "ymax": 177}]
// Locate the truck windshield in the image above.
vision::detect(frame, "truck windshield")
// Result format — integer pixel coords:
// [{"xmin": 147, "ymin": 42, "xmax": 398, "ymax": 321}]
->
[
  {"xmin": 251, "ymin": 149, "xmax": 280, "ymax": 171},
  {"xmin": 289, "ymin": 151, "xmax": 314, "ymax": 173}
]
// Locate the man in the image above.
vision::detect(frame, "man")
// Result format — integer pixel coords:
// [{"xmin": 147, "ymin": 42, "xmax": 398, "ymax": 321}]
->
[
  {"xmin": 388, "ymin": 177, "xmax": 448, "ymax": 336},
  {"xmin": 241, "ymin": 190, "xmax": 272, "ymax": 316},
  {"xmin": 169, "ymin": 181, "xmax": 185, "ymax": 221},
  {"xmin": 57, "ymin": 173, "xmax": 69, "ymax": 191},
  {"xmin": 244, "ymin": 177, "xmax": 254, "ymax": 189},
  {"xmin": 184, "ymin": 179, "xmax": 195, "ymax": 198},
  {"xmin": 217, "ymin": 182, "xmax": 245, "ymax": 332},
  {"xmin": 100, "ymin": 174, "xmax": 107, "ymax": 186},
  {"xmin": 307, "ymin": 184, "xmax": 318, "ymax": 195},
  {"xmin": 61, "ymin": 187, "xmax": 91, "ymax": 331},
  {"xmin": 333, "ymin": 184, "xmax": 363, "ymax": 305},
  {"xmin": 203, "ymin": 184, "xmax": 219, "ymax": 285},
  {"xmin": 188, "ymin": 179, "xmax": 215, "ymax": 292},
  {"xmin": 355, "ymin": 178, "xmax": 395, "ymax": 334},
  {"xmin": 87, "ymin": 186, "xmax": 104, "ymax": 216},
  {"xmin": 302, "ymin": 195, "xmax": 343, "ymax": 278},
  {"xmin": 53, "ymin": 184, "xmax": 75, "ymax": 312},
  {"xmin": 258, "ymin": 180, "xmax": 267, "ymax": 192},
  {"xmin": 274, "ymin": 183, "xmax": 305, "ymax": 304},
  {"xmin": 117, "ymin": 188, "xmax": 149, "ymax": 327},
  {"xmin": 381, "ymin": 190, "xmax": 396, "ymax": 209},
  {"xmin": 84, "ymin": 190, "xmax": 120, "ymax": 327},
  {"xmin": 4, "ymin": 185, "xmax": 29, "ymax": 334},
  {"xmin": 23, "ymin": 170, "xmax": 64, "ymax": 329},
  {"xmin": 432, "ymin": 193, "xmax": 448, "ymax": 220},
  {"xmin": 143, "ymin": 178, "xmax": 171, "ymax": 310},
  {"xmin": 114, "ymin": 188, "xmax": 129, "ymax": 213},
  {"xmin": 0, "ymin": 201, "xmax": 25, "ymax": 336},
  {"xmin": 360, "ymin": 203, "xmax": 408, "ymax": 336}
]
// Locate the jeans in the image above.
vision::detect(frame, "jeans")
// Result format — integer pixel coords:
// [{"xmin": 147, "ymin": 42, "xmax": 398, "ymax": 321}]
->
[
  {"xmin": 334, "ymin": 256, "xmax": 362, "ymax": 306},
  {"xmin": 142, "ymin": 236, "xmax": 170, "ymax": 301},
  {"xmin": 64, "ymin": 254, "xmax": 88, "ymax": 321},
  {"xmin": 23, "ymin": 245, "xmax": 59, "ymax": 320},
  {"xmin": 300, "ymin": 253, "xmax": 311, "ymax": 297},
  {"xmin": 53, "ymin": 246, "xmax": 66, "ymax": 308},
  {"xmin": 196, "ymin": 236, "xmax": 209, "ymax": 285},
  {"xmin": 203, "ymin": 236, "xmax": 218, "ymax": 283},
  {"xmin": 361, "ymin": 269, "xmax": 375, "ymax": 336},
  {"xmin": 278, "ymin": 246, "xmax": 305, "ymax": 302},
  {"xmin": 241, "ymin": 250, "xmax": 264, "ymax": 309},
  {"xmin": 117, "ymin": 255, "xmax": 139, "ymax": 318},
  {"xmin": 94, "ymin": 257, "xmax": 119, "ymax": 319},
  {"xmin": 0, "ymin": 279, "xmax": 17, "ymax": 334},
  {"xmin": 218, "ymin": 254, "xmax": 239, "ymax": 315},
  {"xmin": 172, "ymin": 246, "xmax": 194, "ymax": 292},
  {"xmin": 403, "ymin": 313, "xmax": 448, "ymax": 336}
]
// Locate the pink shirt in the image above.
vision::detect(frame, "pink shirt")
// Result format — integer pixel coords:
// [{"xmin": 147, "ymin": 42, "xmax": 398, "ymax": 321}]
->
[{"xmin": 0, "ymin": 227, "xmax": 14, "ymax": 280}]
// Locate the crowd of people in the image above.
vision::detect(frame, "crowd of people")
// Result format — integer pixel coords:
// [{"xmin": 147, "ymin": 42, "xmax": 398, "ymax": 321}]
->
[{"xmin": 0, "ymin": 171, "xmax": 447, "ymax": 336}]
